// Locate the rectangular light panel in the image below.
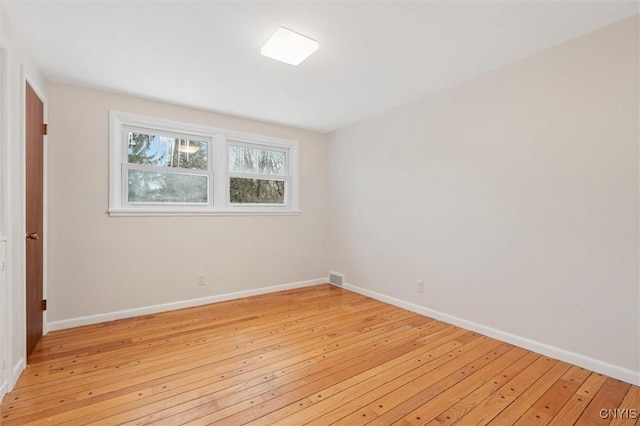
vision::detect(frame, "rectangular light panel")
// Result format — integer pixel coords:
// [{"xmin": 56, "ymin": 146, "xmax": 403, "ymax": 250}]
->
[{"xmin": 261, "ymin": 27, "xmax": 319, "ymax": 66}]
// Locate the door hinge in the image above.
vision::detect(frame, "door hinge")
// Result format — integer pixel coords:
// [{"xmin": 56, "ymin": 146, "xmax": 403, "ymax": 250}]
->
[
  {"xmin": 42, "ymin": 299, "xmax": 47, "ymax": 311},
  {"xmin": 43, "ymin": 123, "xmax": 48, "ymax": 135}
]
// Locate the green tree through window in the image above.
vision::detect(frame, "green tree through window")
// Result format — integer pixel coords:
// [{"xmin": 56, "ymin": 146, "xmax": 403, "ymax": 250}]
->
[{"xmin": 127, "ymin": 131, "xmax": 209, "ymax": 203}]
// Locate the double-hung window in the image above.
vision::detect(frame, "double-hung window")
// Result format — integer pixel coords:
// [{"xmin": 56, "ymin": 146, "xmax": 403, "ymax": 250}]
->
[
  {"xmin": 109, "ymin": 111, "xmax": 299, "ymax": 216},
  {"xmin": 228, "ymin": 142, "xmax": 288, "ymax": 206},
  {"xmin": 124, "ymin": 127, "xmax": 212, "ymax": 206}
]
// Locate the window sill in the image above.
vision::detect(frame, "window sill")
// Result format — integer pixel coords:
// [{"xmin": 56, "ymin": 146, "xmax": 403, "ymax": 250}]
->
[{"xmin": 108, "ymin": 208, "xmax": 301, "ymax": 217}]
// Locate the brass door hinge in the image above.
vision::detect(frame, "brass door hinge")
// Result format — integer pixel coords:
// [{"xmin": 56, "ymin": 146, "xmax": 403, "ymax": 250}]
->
[
  {"xmin": 42, "ymin": 299, "xmax": 47, "ymax": 311},
  {"xmin": 43, "ymin": 123, "xmax": 48, "ymax": 135}
]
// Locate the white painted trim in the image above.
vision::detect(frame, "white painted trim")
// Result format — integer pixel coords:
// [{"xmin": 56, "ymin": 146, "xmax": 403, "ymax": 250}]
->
[
  {"xmin": 11, "ymin": 357, "xmax": 24, "ymax": 386},
  {"xmin": 48, "ymin": 278, "xmax": 326, "ymax": 331},
  {"xmin": 342, "ymin": 282, "xmax": 640, "ymax": 386},
  {"xmin": 0, "ymin": 378, "xmax": 7, "ymax": 399},
  {"xmin": 109, "ymin": 110, "xmax": 299, "ymax": 216},
  {"xmin": 107, "ymin": 208, "xmax": 301, "ymax": 217},
  {"xmin": 17, "ymin": 63, "xmax": 27, "ymax": 389}
]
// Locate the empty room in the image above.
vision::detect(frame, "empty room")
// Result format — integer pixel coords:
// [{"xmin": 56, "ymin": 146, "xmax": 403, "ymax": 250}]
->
[{"xmin": 0, "ymin": 1, "xmax": 638, "ymax": 425}]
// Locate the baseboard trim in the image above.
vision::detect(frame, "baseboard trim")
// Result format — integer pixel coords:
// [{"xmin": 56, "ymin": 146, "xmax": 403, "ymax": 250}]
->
[
  {"xmin": 48, "ymin": 278, "xmax": 327, "ymax": 332},
  {"xmin": 0, "ymin": 378, "xmax": 7, "ymax": 400},
  {"xmin": 343, "ymin": 282, "xmax": 640, "ymax": 386},
  {"xmin": 0, "ymin": 360, "xmax": 25, "ymax": 398},
  {"xmin": 10, "ymin": 357, "xmax": 25, "ymax": 390}
]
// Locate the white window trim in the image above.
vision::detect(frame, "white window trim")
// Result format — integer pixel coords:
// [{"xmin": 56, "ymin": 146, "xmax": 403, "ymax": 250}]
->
[
  {"xmin": 108, "ymin": 111, "xmax": 300, "ymax": 217},
  {"xmin": 122, "ymin": 124, "xmax": 214, "ymax": 209},
  {"xmin": 227, "ymin": 139, "xmax": 290, "ymax": 208}
]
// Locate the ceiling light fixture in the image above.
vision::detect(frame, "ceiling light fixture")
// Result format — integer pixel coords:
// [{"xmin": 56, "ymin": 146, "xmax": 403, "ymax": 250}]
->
[{"xmin": 261, "ymin": 27, "xmax": 319, "ymax": 66}]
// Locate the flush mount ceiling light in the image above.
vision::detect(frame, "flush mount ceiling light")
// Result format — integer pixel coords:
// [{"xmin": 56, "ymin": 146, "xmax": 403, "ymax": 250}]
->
[{"xmin": 261, "ymin": 27, "xmax": 319, "ymax": 66}]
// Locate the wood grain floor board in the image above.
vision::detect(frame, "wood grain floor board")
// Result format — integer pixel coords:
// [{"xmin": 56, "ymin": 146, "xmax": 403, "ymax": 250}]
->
[
  {"xmin": 13, "ymin": 298, "xmax": 396, "ymax": 402},
  {"xmin": 299, "ymin": 338, "xmax": 504, "ymax": 425},
  {"xmin": 576, "ymin": 378, "xmax": 633, "ymax": 426},
  {"xmin": 424, "ymin": 351, "xmax": 541, "ymax": 426},
  {"xmin": 123, "ymin": 315, "xmax": 440, "ymax": 425},
  {"xmin": 240, "ymin": 327, "xmax": 468, "ymax": 426},
  {"xmin": 5, "ymin": 305, "xmax": 415, "ymax": 422},
  {"xmin": 92, "ymin": 316, "xmax": 436, "ymax": 425},
  {"xmin": 2, "ymin": 284, "xmax": 638, "ymax": 425},
  {"xmin": 326, "ymin": 342, "xmax": 513, "ymax": 425},
  {"xmin": 387, "ymin": 346, "xmax": 530, "ymax": 425}
]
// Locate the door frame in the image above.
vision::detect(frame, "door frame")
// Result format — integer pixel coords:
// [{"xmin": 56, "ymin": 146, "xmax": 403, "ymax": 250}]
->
[
  {"xmin": 0, "ymin": 41, "xmax": 48, "ymax": 396},
  {"xmin": 4, "ymin": 67, "xmax": 49, "ymax": 388}
]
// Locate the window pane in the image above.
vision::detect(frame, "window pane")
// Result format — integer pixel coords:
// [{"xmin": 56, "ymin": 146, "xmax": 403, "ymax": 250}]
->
[
  {"xmin": 230, "ymin": 177, "xmax": 285, "ymax": 204},
  {"xmin": 229, "ymin": 145, "xmax": 285, "ymax": 176},
  {"xmin": 128, "ymin": 170, "xmax": 208, "ymax": 203},
  {"xmin": 128, "ymin": 131, "xmax": 208, "ymax": 170}
]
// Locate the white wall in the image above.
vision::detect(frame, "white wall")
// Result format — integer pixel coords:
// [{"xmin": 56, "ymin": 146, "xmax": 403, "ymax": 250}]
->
[
  {"xmin": 327, "ymin": 16, "xmax": 639, "ymax": 384},
  {"xmin": 46, "ymin": 83, "xmax": 328, "ymax": 324},
  {"xmin": 0, "ymin": 5, "xmax": 47, "ymax": 396}
]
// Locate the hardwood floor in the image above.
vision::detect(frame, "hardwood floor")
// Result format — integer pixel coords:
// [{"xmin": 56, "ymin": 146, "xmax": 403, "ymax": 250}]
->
[{"xmin": 1, "ymin": 284, "xmax": 638, "ymax": 425}]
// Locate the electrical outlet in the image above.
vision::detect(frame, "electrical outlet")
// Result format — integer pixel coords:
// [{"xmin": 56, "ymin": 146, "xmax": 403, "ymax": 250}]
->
[
  {"xmin": 416, "ymin": 279, "xmax": 424, "ymax": 293},
  {"xmin": 197, "ymin": 274, "xmax": 206, "ymax": 286}
]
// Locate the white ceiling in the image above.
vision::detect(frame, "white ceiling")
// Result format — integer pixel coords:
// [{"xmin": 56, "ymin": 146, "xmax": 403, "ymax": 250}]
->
[{"xmin": 3, "ymin": 1, "xmax": 638, "ymax": 133}]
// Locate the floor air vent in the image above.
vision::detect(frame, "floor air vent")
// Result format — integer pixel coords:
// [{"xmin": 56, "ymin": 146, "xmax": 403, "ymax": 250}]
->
[{"xmin": 329, "ymin": 272, "xmax": 344, "ymax": 286}]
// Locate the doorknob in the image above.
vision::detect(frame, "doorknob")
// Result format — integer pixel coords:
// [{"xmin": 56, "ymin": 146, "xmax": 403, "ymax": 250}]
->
[{"xmin": 26, "ymin": 232, "xmax": 39, "ymax": 240}]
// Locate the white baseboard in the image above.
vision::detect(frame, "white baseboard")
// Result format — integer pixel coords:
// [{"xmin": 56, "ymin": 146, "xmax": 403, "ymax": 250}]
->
[
  {"xmin": 48, "ymin": 278, "xmax": 327, "ymax": 332},
  {"xmin": 0, "ymin": 378, "xmax": 7, "ymax": 400},
  {"xmin": 343, "ymin": 282, "xmax": 640, "ymax": 386},
  {"xmin": 2, "ymin": 358, "xmax": 26, "ymax": 397},
  {"xmin": 45, "ymin": 278, "xmax": 640, "ymax": 386},
  {"xmin": 10, "ymin": 357, "xmax": 24, "ymax": 388}
]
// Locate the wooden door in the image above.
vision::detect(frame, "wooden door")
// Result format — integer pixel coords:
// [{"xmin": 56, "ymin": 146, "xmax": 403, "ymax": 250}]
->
[{"xmin": 25, "ymin": 82, "xmax": 44, "ymax": 359}]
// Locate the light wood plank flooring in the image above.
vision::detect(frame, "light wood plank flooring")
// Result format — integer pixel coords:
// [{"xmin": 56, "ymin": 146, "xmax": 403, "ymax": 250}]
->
[{"xmin": 1, "ymin": 284, "xmax": 638, "ymax": 425}]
